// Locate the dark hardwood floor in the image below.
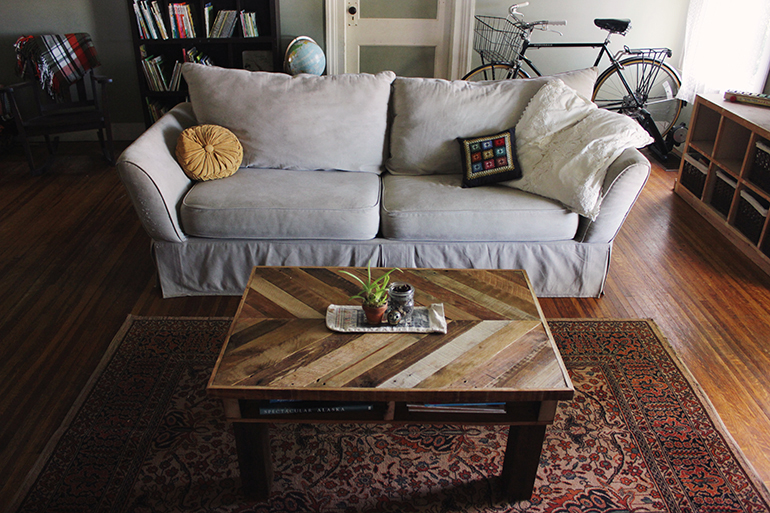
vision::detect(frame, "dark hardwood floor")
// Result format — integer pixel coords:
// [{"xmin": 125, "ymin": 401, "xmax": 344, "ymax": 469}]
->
[{"xmin": 1, "ymin": 142, "xmax": 769, "ymax": 510}]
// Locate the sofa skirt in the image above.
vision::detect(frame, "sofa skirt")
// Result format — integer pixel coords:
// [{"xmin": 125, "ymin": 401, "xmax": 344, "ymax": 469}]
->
[{"xmin": 152, "ymin": 238, "xmax": 611, "ymax": 298}]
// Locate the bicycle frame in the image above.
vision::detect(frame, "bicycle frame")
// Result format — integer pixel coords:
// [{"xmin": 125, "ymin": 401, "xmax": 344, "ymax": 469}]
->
[{"xmin": 510, "ymin": 37, "xmax": 673, "ymax": 157}]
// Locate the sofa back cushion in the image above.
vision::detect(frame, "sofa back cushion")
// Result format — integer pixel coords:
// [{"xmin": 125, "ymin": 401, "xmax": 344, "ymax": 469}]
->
[
  {"xmin": 182, "ymin": 63, "xmax": 396, "ymax": 173},
  {"xmin": 386, "ymin": 67, "xmax": 598, "ymax": 176}
]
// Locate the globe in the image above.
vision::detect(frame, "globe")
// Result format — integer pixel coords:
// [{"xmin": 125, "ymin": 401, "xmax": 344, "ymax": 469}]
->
[{"xmin": 284, "ymin": 36, "xmax": 326, "ymax": 76}]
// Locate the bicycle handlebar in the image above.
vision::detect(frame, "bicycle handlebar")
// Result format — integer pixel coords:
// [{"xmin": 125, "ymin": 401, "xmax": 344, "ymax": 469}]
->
[
  {"xmin": 509, "ymin": 2, "xmax": 529, "ymax": 16},
  {"xmin": 509, "ymin": 3, "xmax": 566, "ymax": 29}
]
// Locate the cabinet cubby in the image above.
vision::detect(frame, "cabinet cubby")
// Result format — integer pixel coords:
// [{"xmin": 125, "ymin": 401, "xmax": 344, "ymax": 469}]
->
[
  {"xmin": 675, "ymin": 94, "xmax": 770, "ymax": 276},
  {"xmin": 127, "ymin": 0, "xmax": 281, "ymax": 126}
]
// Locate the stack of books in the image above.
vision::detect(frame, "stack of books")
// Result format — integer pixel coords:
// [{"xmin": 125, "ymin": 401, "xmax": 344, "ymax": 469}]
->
[
  {"xmin": 168, "ymin": 2, "xmax": 196, "ymax": 38},
  {"xmin": 240, "ymin": 11, "xmax": 259, "ymax": 37},
  {"xmin": 133, "ymin": 0, "xmax": 169, "ymax": 39},
  {"xmin": 258, "ymin": 401, "xmax": 374, "ymax": 415},
  {"xmin": 209, "ymin": 10, "xmax": 239, "ymax": 38},
  {"xmin": 141, "ymin": 53, "xmax": 171, "ymax": 92},
  {"xmin": 182, "ymin": 46, "xmax": 214, "ymax": 66},
  {"xmin": 145, "ymin": 98, "xmax": 170, "ymax": 122},
  {"xmin": 139, "ymin": 45, "xmax": 212, "ymax": 93},
  {"xmin": 406, "ymin": 403, "xmax": 507, "ymax": 414}
]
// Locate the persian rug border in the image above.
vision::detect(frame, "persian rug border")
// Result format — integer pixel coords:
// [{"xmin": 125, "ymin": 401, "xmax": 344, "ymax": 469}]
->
[
  {"xmin": 10, "ymin": 316, "xmax": 770, "ymax": 511},
  {"xmin": 9, "ymin": 315, "xmax": 232, "ymax": 512}
]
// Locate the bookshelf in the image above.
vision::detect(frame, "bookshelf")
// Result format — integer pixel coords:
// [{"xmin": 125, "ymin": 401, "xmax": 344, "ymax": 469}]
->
[
  {"xmin": 674, "ymin": 93, "xmax": 770, "ymax": 276},
  {"xmin": 127, "ymin": 0, "xmax": 281, "ymax": 126}
]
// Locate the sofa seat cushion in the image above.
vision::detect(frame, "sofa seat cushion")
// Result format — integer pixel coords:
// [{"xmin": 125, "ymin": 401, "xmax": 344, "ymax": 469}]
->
[
  {"xmin": 380, "ymin": 174, "xmax": 579, "ymax": 242},
  {"xmin": 180, "ymin": 168, "xmax": 381, "ymax": 240}
]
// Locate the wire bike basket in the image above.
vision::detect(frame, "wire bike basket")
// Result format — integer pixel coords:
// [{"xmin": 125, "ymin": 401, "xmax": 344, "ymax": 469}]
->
[{"xmin": 473, "ymin": 15, "xmax": 526, "ymax": 64}]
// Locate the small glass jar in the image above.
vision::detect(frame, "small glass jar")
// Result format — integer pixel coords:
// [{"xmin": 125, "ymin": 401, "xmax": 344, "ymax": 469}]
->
[{"xmin": 387, "ymin": 282, "xmax": 414, "ymax": 325}]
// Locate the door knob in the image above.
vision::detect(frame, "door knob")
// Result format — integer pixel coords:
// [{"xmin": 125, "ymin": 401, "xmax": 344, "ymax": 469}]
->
[{"xmin": 348, "ymin": 6, "xmax": 357, "ymax": 15}]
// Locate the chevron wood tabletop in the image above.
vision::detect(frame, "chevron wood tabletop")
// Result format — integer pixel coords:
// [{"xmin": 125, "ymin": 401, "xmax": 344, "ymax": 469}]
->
[{"xmin": 208, "ymin": 267, "xmax": 573, "ymax": 404}]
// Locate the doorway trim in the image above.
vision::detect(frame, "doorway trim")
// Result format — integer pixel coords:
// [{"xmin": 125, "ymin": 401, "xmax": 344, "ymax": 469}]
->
[{"xmin": 324, "ymin": 0, "xmax": 476, "ymax": 79}]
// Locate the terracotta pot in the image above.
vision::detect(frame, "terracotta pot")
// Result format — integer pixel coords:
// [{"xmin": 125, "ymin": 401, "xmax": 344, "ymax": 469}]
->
[{"xmin": 362, "ymin": 303, "xmax": 388, "ymax": 325}]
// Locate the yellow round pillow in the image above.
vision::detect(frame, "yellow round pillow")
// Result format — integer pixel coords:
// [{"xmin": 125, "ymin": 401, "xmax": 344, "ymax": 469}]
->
[{"xmin": 176, "ymin": 124, "xmax": 243, "ymax": 181}]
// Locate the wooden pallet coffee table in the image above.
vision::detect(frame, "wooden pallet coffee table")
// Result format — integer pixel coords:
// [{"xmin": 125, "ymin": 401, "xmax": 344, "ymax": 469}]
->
[{"xmin": 207, "ymin": 266, "xmax": 574, "ymax": 502}]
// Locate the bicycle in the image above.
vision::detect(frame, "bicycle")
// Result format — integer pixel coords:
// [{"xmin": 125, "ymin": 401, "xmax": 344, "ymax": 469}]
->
[{"xmin": 462, "ymin": 3, "xmax": 686, "ymax": 159}]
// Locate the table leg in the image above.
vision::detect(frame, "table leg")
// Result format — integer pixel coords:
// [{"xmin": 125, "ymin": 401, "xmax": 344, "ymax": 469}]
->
[
  {"xmin": 500, "ymin": 425, "xmax": 547, "ymax": 501},
  {"xmin": 233, "ymin": 423, "xmax": 273, "ymax": 501}
]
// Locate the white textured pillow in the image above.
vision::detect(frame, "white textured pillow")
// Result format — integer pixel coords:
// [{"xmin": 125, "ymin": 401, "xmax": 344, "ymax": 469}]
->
[
  {"xmin": 503, "ymin": 79, "xmax": 653, "ymax": 220},
  {"xmin": 182, "ymin": 63, "xmax": 395, "ymax": 173}
]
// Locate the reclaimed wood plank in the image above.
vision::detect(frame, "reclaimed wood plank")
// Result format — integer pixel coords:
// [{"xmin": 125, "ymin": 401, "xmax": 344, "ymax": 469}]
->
[{"xmin": 414, "ymin": 320, "xmax": 541, "ymax": 389}]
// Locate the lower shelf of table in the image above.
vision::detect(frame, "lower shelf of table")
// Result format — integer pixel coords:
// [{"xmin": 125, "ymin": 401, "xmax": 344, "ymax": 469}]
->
[{"xmin": 231, "ymin": 399, "xmax": 561, "ymax": 425}]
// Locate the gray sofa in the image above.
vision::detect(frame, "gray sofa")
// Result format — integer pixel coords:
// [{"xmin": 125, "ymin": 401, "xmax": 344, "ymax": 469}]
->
[{"xmin": 117, "ymin": 64, "xmax": 650, "ymax": 298}]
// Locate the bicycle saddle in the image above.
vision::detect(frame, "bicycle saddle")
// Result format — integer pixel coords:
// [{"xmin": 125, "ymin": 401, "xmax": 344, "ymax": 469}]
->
[{"xmin": 594, "ymin": 19, "xmax": 631, "ymax": 34}]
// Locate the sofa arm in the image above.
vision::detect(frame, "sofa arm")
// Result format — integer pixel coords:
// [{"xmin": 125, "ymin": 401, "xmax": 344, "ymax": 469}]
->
[
  {"xmin": 117, "ymin": 103, "xmax": 197, "ymax": 243},
  {"xmin": 576, "ymin": 148, "xmax": 651, "ymax": 244}
]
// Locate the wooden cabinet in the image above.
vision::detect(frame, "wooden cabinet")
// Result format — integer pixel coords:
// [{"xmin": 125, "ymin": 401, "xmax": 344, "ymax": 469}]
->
[
  {"xmin": 127, "ymin": 0, "xmax": 281, "ymax": 127},
  {"xmin": 675, "ymin": 93, "xmax": 770, "ymax": 275}
]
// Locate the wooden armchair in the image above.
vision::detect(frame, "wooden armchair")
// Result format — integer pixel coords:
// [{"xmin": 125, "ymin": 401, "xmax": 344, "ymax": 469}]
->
[{"xmin": 1, "ymin": 70, "xmax": 114, "ymax": 175}]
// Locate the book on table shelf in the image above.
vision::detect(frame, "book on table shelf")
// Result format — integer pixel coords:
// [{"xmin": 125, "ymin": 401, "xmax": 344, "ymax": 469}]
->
[
  {"xmin": 406, "ymin": 403, "xmax": 507, "ymax": 414},
  {"xmin": 258, "ymin": 401, "xmax": 375, "ymax": 416}
]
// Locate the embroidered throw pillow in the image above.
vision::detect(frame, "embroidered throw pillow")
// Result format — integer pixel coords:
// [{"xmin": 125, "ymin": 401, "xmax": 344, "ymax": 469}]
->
[
  {"xmin": 176, "ymin": 124, "xmax": 243, "ymax": 181},
  {"xmin": 458, "ymin": 128, "xmax": 522, "ymax": 188}
]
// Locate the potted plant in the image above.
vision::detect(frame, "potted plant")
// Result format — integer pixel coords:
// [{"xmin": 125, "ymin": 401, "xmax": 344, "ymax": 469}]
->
[{"xmin": 340, "ymin": 263, "xmax": 401, "ymax": 325}]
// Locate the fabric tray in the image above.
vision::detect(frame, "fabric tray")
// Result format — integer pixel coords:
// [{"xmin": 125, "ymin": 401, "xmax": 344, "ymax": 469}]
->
[{"xmin": 326, "ymin": 304, "xmax": 447, "ymax": 333}]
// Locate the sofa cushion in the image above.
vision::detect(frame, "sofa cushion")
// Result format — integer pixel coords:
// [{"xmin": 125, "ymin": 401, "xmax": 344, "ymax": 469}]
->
[
  {"xmin": 175, "ymin": 124, "xmax": 243, "ymax": 181},
  {"xmin": 386, "ymin": 67, "xmax": 598, "ymax": 176},
  {"xmin": 380, "ymin": 174, "xmax": 579, "ymax": 242},
  {"xmin": 180, "ymin": 168, "xmax": 381, "ymax": 240},
  {"xmin": 182, "ymin": 63, "xmax": 395, "ymax": 173}
]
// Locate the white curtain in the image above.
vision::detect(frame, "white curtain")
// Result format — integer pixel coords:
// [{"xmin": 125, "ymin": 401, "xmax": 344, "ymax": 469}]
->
[{"xmin": 677, "ymin": 0, "xmax": 770, "ymax": 103}]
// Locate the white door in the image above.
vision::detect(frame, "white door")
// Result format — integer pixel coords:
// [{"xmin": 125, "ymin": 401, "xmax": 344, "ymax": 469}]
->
[{"xmin": 325, "ymin": 0, "xmax": 475, "ymax": 79}]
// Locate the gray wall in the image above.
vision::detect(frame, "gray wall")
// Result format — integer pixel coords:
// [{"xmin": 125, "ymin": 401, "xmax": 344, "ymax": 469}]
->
[
  {"xmin": 1, "ymin": 0, "xmax": 763, "ymax": 130},
  {"xmin": 0, "ymin": 0, "xmax": 327, "ymax": 128}
]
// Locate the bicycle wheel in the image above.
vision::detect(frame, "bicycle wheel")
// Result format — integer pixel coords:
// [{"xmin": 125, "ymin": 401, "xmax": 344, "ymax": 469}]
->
[
  {"xmin": 463, "ymin": 63, "xmax": 529, "ymax": 81},
  {"xmin": 592, "ymin": 58, "xmax": 683, "ymax": 137}
]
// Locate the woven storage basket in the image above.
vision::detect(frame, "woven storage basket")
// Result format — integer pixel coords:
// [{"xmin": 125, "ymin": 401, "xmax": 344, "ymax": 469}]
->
[
  {"xmin": 710, "ymin": 170, "xmax": 736, "ymax": 217},
  {"xmin": 680, "ymin": 154, "xmax": 708, "ymax": 198},
  {"xmin": 734, "ymin": 190, "xmax": 768, "ymax": 245},
  {"xmin": 748, "ymin": 141, "xmax": 770, "ymax": 193}
]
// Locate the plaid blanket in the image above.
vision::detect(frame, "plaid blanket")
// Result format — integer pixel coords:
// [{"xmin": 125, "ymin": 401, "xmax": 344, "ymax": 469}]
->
[{"xmin": 15, "ymin": 33, "xmax": 100, "ymax": 96}]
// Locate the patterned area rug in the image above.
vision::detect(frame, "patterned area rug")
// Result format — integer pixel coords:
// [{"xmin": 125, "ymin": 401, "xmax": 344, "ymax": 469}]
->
[{"xmin": 12, "ymin": 317, "xmax": 770, "ymax": 512}]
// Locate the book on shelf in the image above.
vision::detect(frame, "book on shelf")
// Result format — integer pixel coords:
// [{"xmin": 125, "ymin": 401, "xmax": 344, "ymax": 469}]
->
[
  {"xmin": 258, "ymin": 401, "xmax": 375, "ymax": 416},
  {"xmin": 145, "ymin": 98, "xmax": 170, "ymax": 123},
  {"xmin": 182, "ymin": 46, "xmax": 214, "ymax": 66},
  {"xmin": 141, "ymin": 54, "xmax": 170, "ymax": 92},
  {"xmin": 240, "ymin": 11, "xmax": 259, "ymax": 37},
  {"xmin": 210, "ymin": 10, "xmax": 238, "ymax": 38},
  {"xmin": 204, "ymin": 3, "xmax": 213, "ymax": 37},
  {"xmin": 139, "ymin": 45, "xmax": 189, "ymax": 92},
  {"xmin": 406, "ymin": 403, "xmax": 507, "ymax": 414},
  {"xmin": 133, "ymin": 0, "xmax": 169, "ymax": 40},
  {"xmin": 168, "ymin": 3, "xmax": 196, "ymax": 38}
]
